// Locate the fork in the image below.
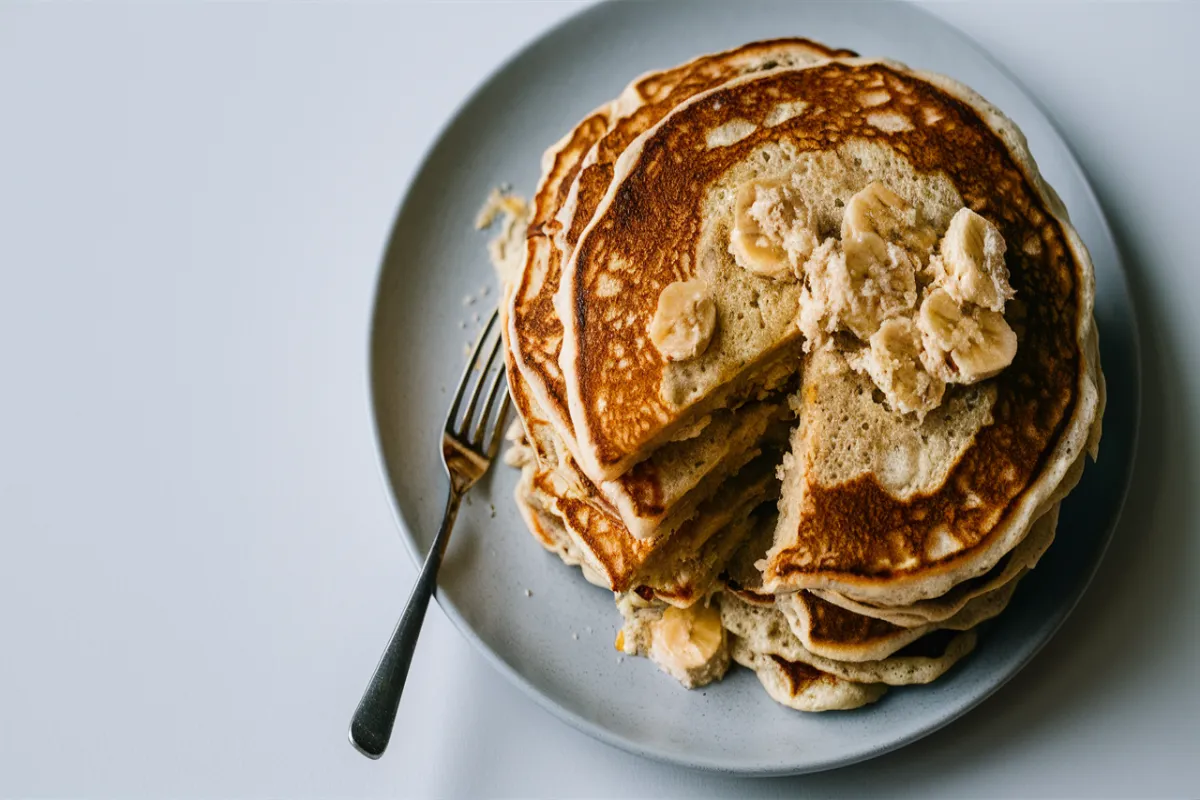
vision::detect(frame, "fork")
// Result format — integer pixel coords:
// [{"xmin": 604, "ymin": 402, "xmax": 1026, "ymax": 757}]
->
[{"xmin": 349, "ymin": 308, "xmax": 510, "ymax": 759}]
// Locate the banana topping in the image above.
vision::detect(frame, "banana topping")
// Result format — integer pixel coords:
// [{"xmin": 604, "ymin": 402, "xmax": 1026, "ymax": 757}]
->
[
  {"xmin": 919, "ymin": 288, "xmax": 1018, "ymax": 383},
  {"xmin": 932, "ymin": 207, "xmax": 1014, "ymax": 312},
  {"xmin": 649, "ymin": 279, "xmax": 718, "ymax": 362},
  {"xmin": 831, "ymin": 188, "xmax": 1018, "ymax": 410},
  {"xmin": 798, "ymin": 183, "xmax": 923, "ymax": 343},
  {"xmin": 648, "ymin": 603, "xmax": 726, "ymax": 681},
  {"xmin": 729, "ymin": 178, "xmax": 817, "ymax": 279},
  {"xmin": 723, "ymin": 172, "xmax": 1018, "ymax": 414},
  {"xmin": 842, "ymin": 181, "xmax": 937, "ymax": 273},
  {"xmin": 855, "ymin": 317, "xmax": 946, "ymax": 416},
  {"xmin": 733, "ymin": 175, "xmax": 1019, "ymax": 415}
]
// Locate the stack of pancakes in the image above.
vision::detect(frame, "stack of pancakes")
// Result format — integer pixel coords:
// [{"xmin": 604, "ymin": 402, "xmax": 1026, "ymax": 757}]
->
[{"xmin": 496, "ymin": 39, "xmax": 1104, "ymax": 711}]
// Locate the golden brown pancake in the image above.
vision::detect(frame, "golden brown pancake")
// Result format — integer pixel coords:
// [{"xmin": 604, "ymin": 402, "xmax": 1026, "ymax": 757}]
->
[
  {"xmin": 720, "ymin": 590, "xmax": 977, "ymax": 685},
  {"xmin": 808, "ymin": 502, "xmax": 1060, "ymax": 627},
  {"xmin": 560, "ymin": 61, "xmax": 1098, "ymax": 513},
  {"xmin": 551, "ymin": 57, "xmax": 1098, "ymax": 604},
  {"xmin": 777, "ymin": 574, "xmax": 1024, "ymax": 662},
  {"xmin": 497, "ymin": 42, "xmax": 1105, "ymax": 709}
]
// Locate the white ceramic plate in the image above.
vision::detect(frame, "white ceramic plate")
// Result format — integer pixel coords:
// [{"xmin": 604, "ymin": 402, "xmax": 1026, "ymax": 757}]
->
[{"xmin": 369, "ymin": 0, "xmax": 1139, "ymax": 775}]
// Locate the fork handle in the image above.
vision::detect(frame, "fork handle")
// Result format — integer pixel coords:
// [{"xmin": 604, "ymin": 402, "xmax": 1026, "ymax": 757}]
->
[{"xmin": 348, "ymin": 489, "xmax": 463, "ymax": 759}]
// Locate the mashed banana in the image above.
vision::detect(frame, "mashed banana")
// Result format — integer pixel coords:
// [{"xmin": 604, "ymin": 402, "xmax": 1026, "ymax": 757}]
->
[
  {"xmin": 729, "ymin": 178, "xmax": 817, "ymax": 278},
  {"xmin": 730, "ymin": 180, "xmax": 1017, "ymax": 417}
]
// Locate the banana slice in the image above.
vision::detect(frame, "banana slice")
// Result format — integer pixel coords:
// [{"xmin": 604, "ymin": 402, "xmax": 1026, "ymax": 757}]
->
[
  {"xmin": 862, "ymin": 317, "xmax": 945, "ymax": 416},
  {"xmin": 729, "ymin": 178, "xmax": 815, "ymax": 279},
  {"xmin": 919, "ymin": 287, "xmax": 966, "ymax": 354},
  {"xmin": 842, "ymin": 181, "xmax": 907, "ymax": 269},
  {"xmin": 649, "ymin": 279, "xmax": 717, "ymax": 362},
  {"xmin": 918, "ymin": 288, "xmax": 1017, "ymax": 383},
  {"xmin": 952, "ymin": 309, "xmax": 1018, "ymax": 381},
  {"xmin": 824, "ymin": 188, "xmax": 1017, "ymax": 409},
  {"xmin": 824, "ymin": 182, "xmax": 923, "ymax": 339},
  {"xmin": 934, "ymin": 207, "xmax": 1013, "ymax": 312},
  {"xmin": 649, "ymin": 603, "xmax": 726, "ymax": 682},
  {"xmin": 842, "ymin": 181, "xmax": 937, "ymax": 274}
]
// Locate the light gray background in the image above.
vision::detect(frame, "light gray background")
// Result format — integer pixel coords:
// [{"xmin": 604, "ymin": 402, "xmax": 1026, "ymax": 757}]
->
[{"xmin": 0, "ymin": 1, "xmax": 1196, "ymax": 798}]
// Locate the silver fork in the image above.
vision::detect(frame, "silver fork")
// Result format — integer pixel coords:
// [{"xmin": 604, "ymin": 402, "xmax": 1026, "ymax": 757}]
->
[{"xmin": 349, "ymin": 308, "xmax": 510, "ymax": 759}]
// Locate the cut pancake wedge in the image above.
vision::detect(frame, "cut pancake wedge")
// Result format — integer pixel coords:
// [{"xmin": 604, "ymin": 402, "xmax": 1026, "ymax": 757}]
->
[
  {"xmin": 524, "ymin": 447, "xmax": 781, "ymax": 604},
  {"xmin": 509, "ymin": 39, "xmax": 849, "ymax": 484}
]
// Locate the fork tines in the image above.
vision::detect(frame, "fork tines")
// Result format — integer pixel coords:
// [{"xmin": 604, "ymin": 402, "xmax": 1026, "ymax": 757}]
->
[{"xmin": 446, "ymin": 308, "xmax": 510, "ymax": 457}]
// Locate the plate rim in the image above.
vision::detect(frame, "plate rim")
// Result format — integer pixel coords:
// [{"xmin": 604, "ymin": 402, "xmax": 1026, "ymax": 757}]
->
[{"xmin": 364, "ymin": 0, "xmax": 1142, "ymax": 776}]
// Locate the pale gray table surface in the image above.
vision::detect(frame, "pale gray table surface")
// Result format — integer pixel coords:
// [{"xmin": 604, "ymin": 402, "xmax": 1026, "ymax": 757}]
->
[{"xmin": 1, "ymin": 2, "xmax": 1197, "ymax": 798}]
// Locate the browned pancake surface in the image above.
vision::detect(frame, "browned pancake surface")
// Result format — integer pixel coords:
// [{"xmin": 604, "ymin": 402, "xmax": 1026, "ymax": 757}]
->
[{"xmin": 566, "ymin": 61, "xmax": 1083, "ymax": 574}]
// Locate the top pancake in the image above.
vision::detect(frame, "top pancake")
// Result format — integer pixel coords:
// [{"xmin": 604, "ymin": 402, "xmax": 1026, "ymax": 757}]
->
[{"xmin": 558, "ymin": 59, "xmax": 1100, "ymax": 604}]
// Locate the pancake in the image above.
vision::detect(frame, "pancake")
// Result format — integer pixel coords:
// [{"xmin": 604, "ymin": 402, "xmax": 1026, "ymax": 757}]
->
[
  {"xmin": 721, "ymin": 500, "xmax": 1057, "ymax": 631},
  {"xmin": 613, "ymin": 61, "xmax": 1105, "ymax": 606},
  {"xmin": 557, "ymin": 58, "xmax": 1099, "ymax": 600},
  {"xmin": 508, "ymin": 213, "xmax": 786, "ymax": 604},
  {"xmin": 512, "ymin": 455, "xmax": 608, "ymax": 589},
  {"xmin": 508, "ymin": 41, "xmax": 844, "ymax": 543},
  {"xmin": 507, "ymin": 288, "xmax": 791, "ymax": 550},
  {"xmin": 502, "ymin": 109, "xmax": 792, "ymax": 602},
  {"xmin": 777, "ymin": 574, "xmax": 1025, "ymax": 663},
  {"xmin": 721, "ymin": 591, "xmax": 976, "ymax": 686},
  {"xmin": 809, "ymin": 501, "xmax": 1060, "ymax": 627},
  {"xmin": 503, "ymin": 138, "xmax": 793, "ymax": 549},
  {"xmin": 495, "ymin": 42, "xmax": 1106, "ymax": 708},
  {"xmin": 729, "ymin": 637, "xmax": 887, "ymax": 711}
]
